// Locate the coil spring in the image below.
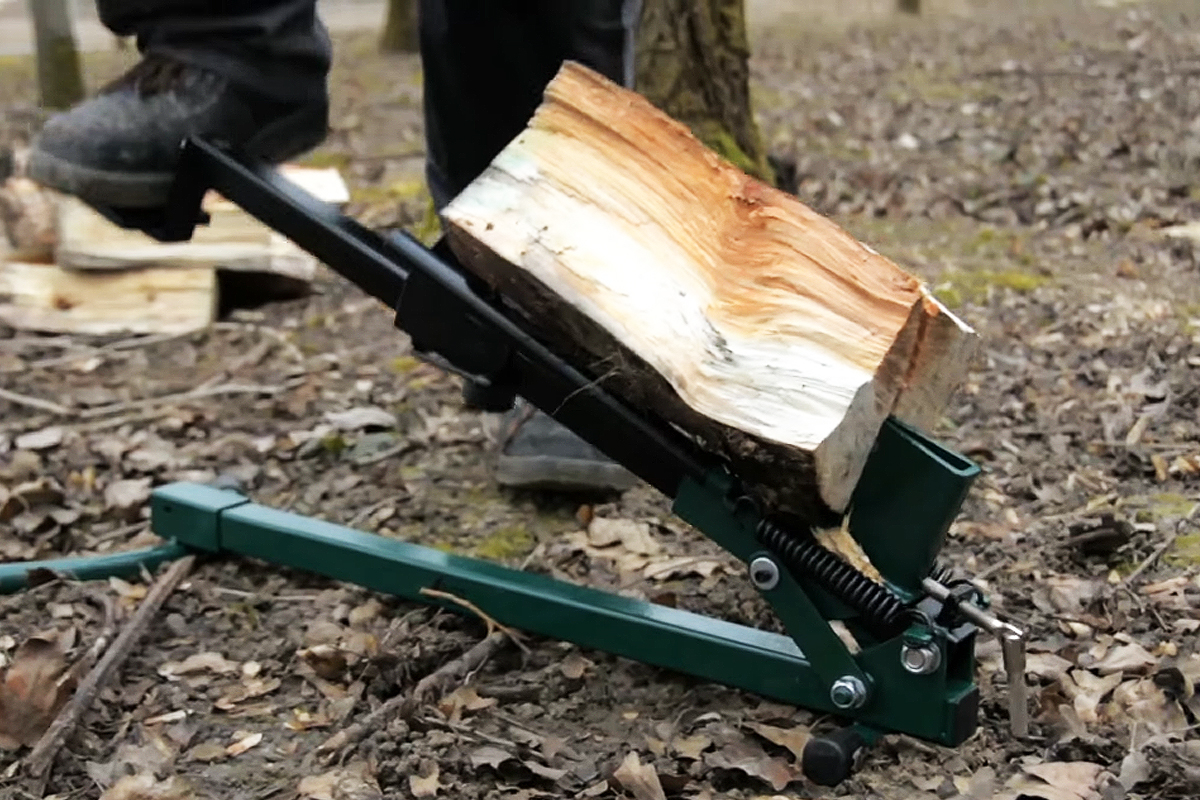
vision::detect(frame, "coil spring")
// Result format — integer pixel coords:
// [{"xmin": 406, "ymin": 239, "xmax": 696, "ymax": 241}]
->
[{"xmin": 756, "ymin": 519, "xmax": 906, "ymax": 630}]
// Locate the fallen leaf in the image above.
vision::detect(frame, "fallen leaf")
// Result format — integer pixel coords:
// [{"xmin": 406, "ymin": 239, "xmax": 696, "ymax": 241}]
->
[
  {"xmin": 109, "ymin": 576, "xmax": 148, "ymax": 601},
  {"xmin": 48, "ymin": 603, "xmax": 76, "ymax": 619},
  {"xmin": 1059, "ymin": 669, "xmax": 1124, "ymax": 723},
  {"xmin": 1093, "ymin": 642, "xmax": 1157, "ymax": 676},
  {"xmin": 1026, "ymin": 652, "xmax": 1074, "ymax": 682},
  {"xmin": 705, "ymin": 737, "xmax": 798, "ymax": 791},
  {"xmin": 1041, "ymin": 575, "xmax": 1103, "ymax": 615},
  {"xmin": 611, "ymin": 751, "xmax": 667, "ymax": 800},
  {"xmin": 1002, "ymin": 761, "xmax": 1107, "ymax": 800},
  {"xmin": 1111, "ymin": 677, "xmax": 1190, "ymax": 734},
  {"xmin": 186, "ymin": 741, "xmax": 227, "ymax": 763},
  {"xmin": 0, "ymin": 478, "xmax": 64, "ymax": 521},
  {"xmin": 215, "ymin": 677, "xmax": 282, "ymax": 710},
  {"xmin": 1116, "ymin": 748, "xmax": 1152, "ymax": 790},
  {"xmin": 469, "ymin": 745, "xmax": 515, "ymax": 769},
  {"xmin": 324, "ymin": 406, "xmax": 397, "ymax": 431},
  {"xmin": 437, "ymin": 686, "xmax": 496, "ymax": 723},
  {"xmin": 347, "ymin": 598, "xmax": 382, "ymax": 627},
  {"xmin": 642, "ymin": 556, "xmax": 724, "ymax": 581},
  {"xmin": 15, "ymin": 426, "xmax": 64, "ymax": 451},
  {"xmin": 589, "ymin": 518, "xmax": 661, "ymax": 556},
  {"xmin": 104, "ymin": 478, "xmax": 153, "ymax": 516},
  {"xmin": 285, "ymin": 707, "xmax": 332, "ymax": 731},
  {"xmin": 671, "ymin": 734, "xmax": 712, "ymax": 761},
  {"xmin": 98, "ymin": 774, "xmax": 192, "ymax": 800},
  {"xmin": 85, "ymin": 734, "xmax": 179, "ymax": 791},
  {"xmin": 225, "ymin": 731, "xmax": 263, "ymax": 756},
  {"xmin": 522, "ymin": 760, "xmax": 568, "ymax": 781},
  {"xmin": 0, "ymin": 632, "xmax": 77, "ymax": 749},
  {"xmin": 158, "ymin": 652, "xmax": 239, "ymax": 679},
  {"xmin": 744, "ymin": 722, "xmax": 810, "ymax": 761},
  {"xmin": 143, "ymin": 710, "xmax": 188, "ymax": 725},
  {"xmin": 409, "ymin": 761, "xmax": 441, "ymax": 798},
  {"xmin": 561, "ymin": 652, "xmax": 592, "ymax": 680},
  {"xmin": 298, "ymin": 761, "xmax": 382, "ymax": 800},
  {"xmin": 297, "ymin": 644, "xmax": 349, "ymax": 681}
]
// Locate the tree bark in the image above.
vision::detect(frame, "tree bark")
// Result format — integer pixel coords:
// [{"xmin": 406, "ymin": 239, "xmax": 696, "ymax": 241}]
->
[
  {"xmin": 380, "ymin": 0, "xmax": 419, "ymax": 53},
  {"xmin": 28, "ymin": 0, "xmax": 84, "ymax": 110},
  {"xmin": 634, "ymin": 0, "xmax": 774, "ymax": 186},
  {"xmin": 442, "ymin": 64, "xmax": 976, "ymax": 522}
]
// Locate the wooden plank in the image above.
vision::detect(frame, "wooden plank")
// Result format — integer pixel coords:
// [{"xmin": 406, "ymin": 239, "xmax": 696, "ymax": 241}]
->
[
  {"xmin": 52, "ymin": 166, "xmax": 349, "ymax": 280},
  {"xmin": 442, "ymin": 62, "xmax": 976, "ymax": 520},
  {"xmin": 0, "ymin": 260, "xmax": 215, "ymax": 335}
]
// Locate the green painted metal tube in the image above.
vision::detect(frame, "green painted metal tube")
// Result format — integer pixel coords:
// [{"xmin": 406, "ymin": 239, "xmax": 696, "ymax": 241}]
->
[
  {"xmin": 0, "ymin": 542, "xmax": 191, "ymax": 594},
  {"xmin": 150, "ymin": 482, "xmax": 979, "ymax": 745}
]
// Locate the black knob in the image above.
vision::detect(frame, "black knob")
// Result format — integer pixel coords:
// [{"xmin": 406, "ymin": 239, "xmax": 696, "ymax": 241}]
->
[{"xmin": 802, "ymin": 726, "xmax": 868, "ymax": 787}]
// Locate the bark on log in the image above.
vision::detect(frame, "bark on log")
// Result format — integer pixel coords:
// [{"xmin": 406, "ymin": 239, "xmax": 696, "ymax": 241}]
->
[{"xmin": 442, "ymin": 63, "xmax": 975, "ymax": 522}]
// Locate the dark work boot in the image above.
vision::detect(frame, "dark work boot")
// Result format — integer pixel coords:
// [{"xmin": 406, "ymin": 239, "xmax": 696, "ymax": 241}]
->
[
  {"xmin": 494, "ymin": 399, "xmax": 638, "ymax": 493},
  {"xmin": 28, "ymin": 53, "xmax": 328, "ymax": 208}
]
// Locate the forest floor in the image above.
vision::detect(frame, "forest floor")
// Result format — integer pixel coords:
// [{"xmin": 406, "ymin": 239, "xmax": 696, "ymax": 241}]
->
[{"xmin": 3, "ymin": 0, "xmax": 1200, "ymax": 798}]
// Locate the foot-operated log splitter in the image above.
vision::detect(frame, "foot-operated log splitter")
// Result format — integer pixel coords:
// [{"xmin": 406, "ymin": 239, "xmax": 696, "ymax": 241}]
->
[{"xmin": 24, "ymin": 139, "xmax": 1031, "ymax": 785}]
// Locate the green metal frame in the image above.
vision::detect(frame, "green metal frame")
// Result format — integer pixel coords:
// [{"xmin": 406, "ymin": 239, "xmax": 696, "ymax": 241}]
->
[{"xmin": 144, "ymin": 417, "xmax": 982, "ymax": 747}]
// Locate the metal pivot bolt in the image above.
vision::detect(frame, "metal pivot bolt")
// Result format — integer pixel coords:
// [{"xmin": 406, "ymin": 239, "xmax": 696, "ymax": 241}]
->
[
  {"xmin": 749, "ymin": 556, "xmax": 780, "ymax": 591},
  {"xmin": 829, "ymin": 676, "xmax": 868, "ymax": 710},
  {"xmin": 901, "ymin": 643, "xmax": 942, "ymax": 675}
]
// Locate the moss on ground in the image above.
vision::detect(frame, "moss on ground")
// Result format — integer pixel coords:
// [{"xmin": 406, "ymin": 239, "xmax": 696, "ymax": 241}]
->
[{"xmin": 473, "ymin": 526, "xmax": 535, "ymax": 561}]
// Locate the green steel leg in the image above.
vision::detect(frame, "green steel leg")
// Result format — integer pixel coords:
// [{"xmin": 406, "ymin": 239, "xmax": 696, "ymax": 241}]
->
[
  {"xmin": 0, "ymin": 542, "xmax": 191, "ymax": 594},
  {"xmin": 150, "ymin": 481, "xmax": 978, "ymax": 745}
]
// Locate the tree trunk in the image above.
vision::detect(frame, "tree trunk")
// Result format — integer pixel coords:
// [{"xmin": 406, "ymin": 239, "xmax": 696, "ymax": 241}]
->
[
  {"xmin": 380, "ymin": 0, "xmax": 419, "ymax": 53},
  {"xmin": 28, "ymin": 0, "xmax": 84, "ymax": 110},
  {"xmin": 634, "ymin": 0, "xmax": 773, "ymax": 185},
  {"xmin": 442, "ymin": 64, "xmax": 975, "ymax": 521},
  {"xmin": 898, "ymin": 0, "xmax": 922, "ymax": 14}
]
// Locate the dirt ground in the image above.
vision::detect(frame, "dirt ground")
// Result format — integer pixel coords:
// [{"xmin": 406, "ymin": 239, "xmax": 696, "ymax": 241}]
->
[{"xmin": 3, "ymin": 0, "xmax": 1200, "ymax": 798}]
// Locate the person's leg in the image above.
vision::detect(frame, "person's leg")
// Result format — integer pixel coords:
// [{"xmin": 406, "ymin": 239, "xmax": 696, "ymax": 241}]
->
[
  {"xmin": 420, "ymin": 0, "xmax": 642, "ymax": 493},
  {"xmin": 28, "ymin": 0, "xmax": 330, "ymax": 208},
  {"xmin": 420, "ymin": 0, "xmax": 640, "ymax": 210}
]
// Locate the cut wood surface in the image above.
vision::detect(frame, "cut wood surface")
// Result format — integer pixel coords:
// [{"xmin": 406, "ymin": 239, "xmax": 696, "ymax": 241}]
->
[
  {"xmin": 443, "ymin": 62, "xmax": 976, "ymax": 520},
  {"xmin": 0, "ymin": 261, "xmax": 216, "ymax": 335},
  {"xmin": 54, "ymin": 166, "xmax": 347, "ymax": 278}
]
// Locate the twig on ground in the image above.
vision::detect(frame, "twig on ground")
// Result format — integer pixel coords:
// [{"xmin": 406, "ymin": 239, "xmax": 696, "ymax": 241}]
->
[
  {"xmin": 1122, "ymin": 503, "xmax": 1197, "ymax": 587},
  {"xmin": 1122, "ymin": 530, "xmax": 1182, "ymax": 587},
  {"xmin": 0, "ymin": 387, "xmax": 71, "ymax": 415},
  {"xmin": 316, "ymin": 630, "xmax": 511, "ymax": 763},
  {"xmin": 352, "ymin": 440, "xmax": 422, "ymax": 467},
  {"xmin": 21, "ymin": 555, "xmax": 196, "ymax": 781},
  {"xmin": 212, "ymin": 321, "xmax": 306, "ymax": 365},
  {"xmin": 26, "ymin": 331, "xmax": 199, "ymax": 370},
  {"xmin": 77, "ymin": 382, "xmax": 287, "ymax": 420},
  {"xmin": 418, "ymin": 587, "xmax": 529, "ymax": 653},
  {"xmin": 195, "ymin": 339, "xmax": 275, "ymax": 392}
]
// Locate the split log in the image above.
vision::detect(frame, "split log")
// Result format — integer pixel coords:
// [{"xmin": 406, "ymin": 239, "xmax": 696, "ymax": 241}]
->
[
  {"xmin": 442, "ymin": 62, "xmax": 976, "ymax": 521},
  {"xmin": 0, "ymin": 261, "xmax": 216, "ymax": 335},
  {"xmin": 54, "ymin": 166, "xmax": 349, "ymax": 278}
]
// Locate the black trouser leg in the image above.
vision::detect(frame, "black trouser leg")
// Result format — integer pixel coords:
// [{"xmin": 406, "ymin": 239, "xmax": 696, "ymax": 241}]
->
[
  {"xmin": 95, "ymin": 0, "xmax": 330, "ymax": 104},
  {"xmin": 420, "ymin": 0, "xmax": 640, "ymax": 412},
  {"xmin": 419, "ymin": 0, "xmax": 640, "ymax": 211}
]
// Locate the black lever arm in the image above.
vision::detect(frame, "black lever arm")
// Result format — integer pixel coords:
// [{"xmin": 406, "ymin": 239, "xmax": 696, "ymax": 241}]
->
[{"xmin": 97, "ymin": 137, "xmax": 716, "ymax": 500}]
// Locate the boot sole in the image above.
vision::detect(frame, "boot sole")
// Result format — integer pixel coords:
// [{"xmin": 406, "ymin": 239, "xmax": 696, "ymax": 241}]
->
[{"xmin": 27, "ymin": 103, "xmax": 329, "ymax": 209}]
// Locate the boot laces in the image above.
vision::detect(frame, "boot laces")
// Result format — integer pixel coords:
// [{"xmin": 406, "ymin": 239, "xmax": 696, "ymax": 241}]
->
[{"xmin": 100, "ymin": 53, "xmax": 194, "ymax": 97}]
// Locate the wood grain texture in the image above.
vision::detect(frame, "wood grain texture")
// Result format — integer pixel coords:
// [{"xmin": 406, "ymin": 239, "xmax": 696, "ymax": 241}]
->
[
  {"xmin": 443, "ymin": 62, "xmax": 975, "ymax": 520},
  {"xmin": 0, "ymin": 261, "xmax": 216, "ymax": 335}
]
